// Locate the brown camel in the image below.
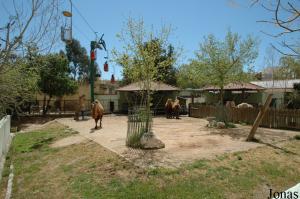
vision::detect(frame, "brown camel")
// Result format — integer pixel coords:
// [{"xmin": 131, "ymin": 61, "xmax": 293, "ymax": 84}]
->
[
  {"xmin": 172, "ymin": 99, "xmax": 181, "ymax": 119},
  {"xmin": 165, "ymin": 99, "xmax": 173, "ymax": 119},
  {"xmin": 91, "ymin": 99, "xmax": 104, "ymax": 129}
]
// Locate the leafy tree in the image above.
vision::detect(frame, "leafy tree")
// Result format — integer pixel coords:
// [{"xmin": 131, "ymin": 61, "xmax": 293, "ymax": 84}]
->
[
  {"xmin": 120, "ymin": 39, "xmax": 177, "ymax": 85},
  {"xmin": 65, "ymin": 39, "xmax": 90, "ymax": 80},
  {"xmin": 276, "ymin": 56, "xmax": 300, "ymax": 79},
  {"xmin": 0, "ymin": 59, "xmax": 39, "ymax": 117},
  {"xmin": 37, "ymin": 53, "xmax": 78, "ymax": 114},
  {"xmin": 0, "ymin": 0, "xmax": 61, "ymax": 118},
  {"xmin": 112, "ymin": 17, "xmax": 177, "ymax": 138},
  {"xmin": 193, "ymin": 30, "xmax": 258, "ymax": 103},
  {"xmin": 176, "ymin": 61, "xmax": 205, "ymax": 88}
]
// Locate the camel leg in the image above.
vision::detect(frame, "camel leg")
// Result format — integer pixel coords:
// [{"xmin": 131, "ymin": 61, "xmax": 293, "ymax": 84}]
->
[
  {"xmin": 95, "ymin": 119, "xmax": 98, "ymax": 129},
  {"xmin": 100, "ymin": 117, "xmax": 102, "ymax": 128}
]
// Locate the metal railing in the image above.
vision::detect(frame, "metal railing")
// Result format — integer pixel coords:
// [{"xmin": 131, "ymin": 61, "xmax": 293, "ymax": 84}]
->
[{"xmin": 126, "ymin": 107, "xmax": 153, "ymax": 148}]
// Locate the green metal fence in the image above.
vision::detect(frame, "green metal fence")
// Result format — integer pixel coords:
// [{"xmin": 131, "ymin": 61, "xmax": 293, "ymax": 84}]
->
[{"xmin": 126, "ymin": 107, "xmax": 153, "ymax": 148}]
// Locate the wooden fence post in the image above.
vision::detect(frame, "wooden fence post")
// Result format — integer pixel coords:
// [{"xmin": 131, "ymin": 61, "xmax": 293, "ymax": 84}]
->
[{"xmin": 247, "ymin": 94, "xmax": 273, "ymax": 141}]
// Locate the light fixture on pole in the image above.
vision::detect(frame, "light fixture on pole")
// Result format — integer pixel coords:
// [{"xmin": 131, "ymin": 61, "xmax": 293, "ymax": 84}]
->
[{"xmin": 61, "ymin": 0, "xmax": 72, "ymax": 43}]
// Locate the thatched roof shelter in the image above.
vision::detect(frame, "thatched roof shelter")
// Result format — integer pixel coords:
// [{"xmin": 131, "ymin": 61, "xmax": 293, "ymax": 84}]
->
[
  {"xmin": 201, "ymin": 82, "xmax": 264, "ymax": 92},
  {"xmin": 117, "ymin": 81, "xmax": 180, "ymax": 92}
]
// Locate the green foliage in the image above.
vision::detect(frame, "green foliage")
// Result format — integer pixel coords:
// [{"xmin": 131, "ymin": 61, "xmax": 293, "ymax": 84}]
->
[
  {"xmin": 182, "ymin": 30, "xmax": 258, "ymax": 102},
  {"xmin": 112, "ymin": 17, "xmax": 178, "ymax": 87},
  {"xmin": 274, "ymin": 56, "xmax": 300, "ymax": 80},
  {"xmin": 113, "ymin": 17, "xmax": 178, "ymax": 134},
  {"xmin": 38, "ymin": 54, "xmax": 78, "ymax": 94},
  {"xmin": 118, "ymin": 38, "xmax": 177, "ymax": 85},
  {"xmin": 36, "ymin": 53, "xmax": 78, "ymax": 114},
  {"xmin": 176, "ymin": 61, "xmax": 204, "ymax": 88},
  {"xmin": 225, "ymin": 122, "xmax": 236, "ymax": 128},
  {"xmin": 0, "ymin": 59, "xmax": 39, "ymax": 117},
  {"xmin": 38, "ymin": 53, "xmax": 78, "ymax": 97},
  {"xmin": 65, "ymin": 39, "xmax": 95, "ymax": 80}
]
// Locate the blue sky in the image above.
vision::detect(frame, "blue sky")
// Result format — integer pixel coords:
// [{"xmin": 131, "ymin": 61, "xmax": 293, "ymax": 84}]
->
[
  {"xmin": 66, "ymin": 0, "xmax": 285, "ymax": 80},
  {"xmin": 1, "ymin": 0, "xmax": 287, "ymax": 80}
]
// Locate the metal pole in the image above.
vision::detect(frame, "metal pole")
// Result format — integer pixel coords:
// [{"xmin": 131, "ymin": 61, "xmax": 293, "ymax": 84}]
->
[
  {"xmin": 90, "ymin": 41, "xmax": 95, "ymax": 102},
  {"xmin": 70, "ymin": 0, "xmax": 72, "ymax": 40}
]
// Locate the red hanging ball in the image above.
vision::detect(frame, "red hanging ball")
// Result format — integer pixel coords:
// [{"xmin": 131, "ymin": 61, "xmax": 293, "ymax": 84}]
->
[
  {"xmin": 91, "ymin": 50, "xmax": 96, "ymax": 60},
  {"xmin": 111, "ymin": 74, "xmax": 115, "ymax": 84},
  {"xmin": 104, "ymin": 61, "xmax": 108, "ymax": 72}
]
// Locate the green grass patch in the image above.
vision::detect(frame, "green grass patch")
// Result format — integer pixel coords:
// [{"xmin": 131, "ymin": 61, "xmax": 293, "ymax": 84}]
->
[{"xmin": 1, "ymin": 122, "xmax": 300, "ymax": 199}]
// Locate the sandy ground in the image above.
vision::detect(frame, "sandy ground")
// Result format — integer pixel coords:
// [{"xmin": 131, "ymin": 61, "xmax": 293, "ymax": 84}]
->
[
  {"xmin": 56, "ymin": 115, "xmax": 298, "ymax": 168},
  {"xmin": 19, "ymin": 121, "xmax": 56, "ymax": 133}
]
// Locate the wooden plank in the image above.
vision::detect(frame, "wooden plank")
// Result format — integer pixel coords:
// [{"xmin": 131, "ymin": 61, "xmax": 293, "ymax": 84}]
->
[{"xmin": 247, "ymin": 94, "xmax": 273, "ymax": 141}]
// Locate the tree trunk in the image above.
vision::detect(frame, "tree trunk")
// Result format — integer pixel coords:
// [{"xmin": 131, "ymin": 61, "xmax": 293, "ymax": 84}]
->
[
  {"xmin": 42, "ymin": 95, "xmax": 46, "ymax": 115},
  {"xmin": 218, "ymin": 87, "xmax": 226, "ymax": 122},
  {"xmin": 43, "ymin": 95, "xmax": 52, "ymax": 115},
  {"xmin": 145, "ymin": 84, "xmax": 151, "ymax": 134},
  {"xmin": 220, "ymin": 87, "xmax": 224, "ymax": 105}
]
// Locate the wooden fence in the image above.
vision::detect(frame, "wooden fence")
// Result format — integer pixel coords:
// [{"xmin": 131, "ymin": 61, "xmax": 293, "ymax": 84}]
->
[
  {"xmin": 189, "ymin": 104, "xmax": 300, "ymax": 130},
  {"xmin": 21, "ymin": 99, "xmax": 114, "ymax": 115}
]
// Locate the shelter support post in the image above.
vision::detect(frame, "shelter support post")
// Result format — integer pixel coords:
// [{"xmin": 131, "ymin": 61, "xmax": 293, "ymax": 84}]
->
[{"xmin": 246, "ymin": 94, "xmax": 273, "ymax": 141}]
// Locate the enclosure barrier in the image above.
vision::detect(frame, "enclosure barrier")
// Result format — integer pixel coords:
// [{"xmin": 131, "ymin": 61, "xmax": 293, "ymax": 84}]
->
[
  {"xmin": 20, "ymin": 99, "xmax": 116, "ymax": 115},
  {"xmin": 0, "ymin": 115, "xmax": 12, "ymax": 182},
  {"xmin": 127, "ymin": 107, "xmax": 153, "ymax": 148},
  {"xmin": 189, "ymin": 104, "xmax": 300, "ymax": 130}
]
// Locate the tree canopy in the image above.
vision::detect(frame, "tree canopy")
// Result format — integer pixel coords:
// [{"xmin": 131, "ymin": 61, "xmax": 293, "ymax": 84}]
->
[
  {"xmin": 112, "ymin": 17, "xmax": 179, "ymax": 139},
  {"xmin": 37, "ymin": 53, "xmax": 78, "ymax": 114},
  {"xmin": 65, "ymin": 39, "xmax": 90, "ymax": 80},
  {"xmin": 113, "ymin": 18, "xmax": 178, "ymax": 86},
  {"xmin": 188, "ymin": 30, "xmax": 258, "ymax": 103},
  {"xmin": 0, "ymin": 0, "xmax": 62, "ymax": 117},
  {"xmin": 176, "ymin": 60, "xmax": 204, "ymax": 89},
  {"xmin": 120, "ymin": 38, "xmax": 177, "ymax": 85},
  {"xmin": 276, "ymin": 56, "xmax": 300, "ymax": 79}
]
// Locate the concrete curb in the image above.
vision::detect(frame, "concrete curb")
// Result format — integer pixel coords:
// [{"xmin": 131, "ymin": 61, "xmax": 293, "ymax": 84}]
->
[{"xmin": 5, "ymin": 165, "xmax": 14, "ymax": 199}]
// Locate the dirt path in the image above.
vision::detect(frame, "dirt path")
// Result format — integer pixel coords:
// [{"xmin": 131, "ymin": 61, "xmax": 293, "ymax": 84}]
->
[
  {"xmin": 56, "ymin": 115, "xmax": 298, "ymax": 168},
  {"xmin": 50, "ymin": 135, "xmax": 88, "ymax": 148}
]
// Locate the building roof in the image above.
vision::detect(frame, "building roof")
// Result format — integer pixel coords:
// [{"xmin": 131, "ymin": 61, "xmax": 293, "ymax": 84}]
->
[
  {"xmin": 251, "ymin": 79, "xmax": 300, "ymax": 89},
  {"xmin": 116, "ymin": 81, "xmax": 180, "ymax": 91},
  {"xmin": 201, "ymin": 82, "xmax": 265, "ymax": 91}
]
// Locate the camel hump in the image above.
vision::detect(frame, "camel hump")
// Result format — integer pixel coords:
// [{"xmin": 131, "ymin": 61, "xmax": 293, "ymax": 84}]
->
[{"xmin": 165, "ymin": 99, "xmax": 173, "ymax": 107}]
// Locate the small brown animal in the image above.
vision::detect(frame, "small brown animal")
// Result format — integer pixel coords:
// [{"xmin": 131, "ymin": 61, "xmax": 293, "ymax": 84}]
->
[
  {"xmin": 165, "ymin": 99, "xmax": 173, "ymax": 119},
  {"xmin": 172, "ymin": 99, "xmax": 181, "ymax": 119},
  {"xmin": 91, "ymin": 100, "xmax": 104, "ymax": 129},
  {"xmin": 74, "ymin": 95, "xmax": 86, "ymax": 121}
]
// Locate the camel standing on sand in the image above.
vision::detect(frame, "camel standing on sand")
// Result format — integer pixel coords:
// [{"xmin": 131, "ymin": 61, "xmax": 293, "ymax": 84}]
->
[
  {"xmin": 165, "ymin": 98, "xmax": 181, "ymax": 119},
  {"xmin": 172, "ymin": 98, "xmax": 181, "ymax": 119},
  {"xmin": 74, "ymin": 95, "xmax": 86, "ymax": 121},
  {"xmin": 165, "ymin": 99, "xmax": 173, "ymax": 119},
  {"xmin": 91, "ymin": 100, "xmax": 104, "ymax": 129}
]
